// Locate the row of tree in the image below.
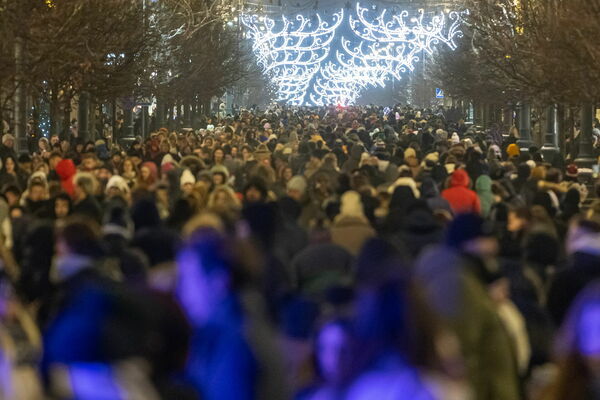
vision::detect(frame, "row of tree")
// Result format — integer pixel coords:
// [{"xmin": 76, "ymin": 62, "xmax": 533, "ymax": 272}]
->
[
  {"xmin": 0, "ymin": 0, "xmax": 247, "ymax": 140},
  {"xmin": 428, "ymin": 0, "xmax": 600, "ymax": 157}
]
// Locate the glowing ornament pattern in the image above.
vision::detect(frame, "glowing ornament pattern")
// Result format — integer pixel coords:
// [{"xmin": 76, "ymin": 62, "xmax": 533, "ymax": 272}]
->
[
  {"xmin": 241, "ymin": 11, "xmax": 344, "ymax": 104},
  {"xmin": 242, "ymin": 3, "xmax": 466, "ymax": 105}
]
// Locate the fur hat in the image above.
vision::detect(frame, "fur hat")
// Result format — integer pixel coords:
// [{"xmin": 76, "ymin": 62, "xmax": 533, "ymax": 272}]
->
[
  {"xmin": 105, "ymin": 175, "xmax": 130, "ymax": 195},
  {"xmin": 211, "ymin": 164, "xmax": 229, "ymax": 179},
  {"xmin": 287, "ymin": 175, "xmax": 307, "ymax": 195},
  {"xmin": 180, "ymin": 169, "xmax": 196, "ymax": 188},
  {"xmin": 1, "ymin": 134, "xmax": 14, "ymax": 145},
  {"xmin": 339, "ymin": 190, "xmax": 365, "ymax": 218},
  {"xmin": 388, "ymin": 177, "xmax": 420, "ymax": 198}
]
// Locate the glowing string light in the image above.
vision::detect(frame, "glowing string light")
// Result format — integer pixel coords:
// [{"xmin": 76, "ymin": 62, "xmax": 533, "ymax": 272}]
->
[
  {"xmin": 241, "ymin": 4, "xmax": 466, "ymax": 105},
  {"xmin": 241, "ymin": 10, "xmax": 344, "ymax": 104}
]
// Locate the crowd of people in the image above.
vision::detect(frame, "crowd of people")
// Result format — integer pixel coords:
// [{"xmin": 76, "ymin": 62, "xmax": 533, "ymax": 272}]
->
[{"xmin": 0, "ymin": 104, "xmax": 599, "ymax": 399}]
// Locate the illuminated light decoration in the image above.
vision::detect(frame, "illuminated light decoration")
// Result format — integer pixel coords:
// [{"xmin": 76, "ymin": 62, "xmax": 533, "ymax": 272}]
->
[
  {"xmin": 350, "ymin": 4, "xmax": 467, "ymax": 54},
  {"xmin": 241, "ymin": 10, "xmax": 344, "ymax": 104},
  {"xmin": 241, "ymin": 4, "xmax": 466, "ymax": 105},
  {"xmin": 339, "ymin": 38, "xmax": 420, "ymax": 81},
  {"xmin": 311, "ymin": 55, "xmax": 389, "ymax": 106}
]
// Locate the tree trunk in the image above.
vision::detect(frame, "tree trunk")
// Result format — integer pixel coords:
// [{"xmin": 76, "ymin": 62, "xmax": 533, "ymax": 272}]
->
[
  {"xmin": 63, "ymin": 96, "xmax": 72, "ymax": 140},
  {"xmin": 575, "ymin": 103, "xmax": 595, "ymax": 167},
  {"xmin": 89, "ymin": 97, "xmax": 97, "ymax": 141},
  {"xmin": 517, "ymin": 103, "xmax": 533, "ymax": 150},
  {"xmin": 111, "ymin": 99, "xmax": 118, "ymax": 141},
  {"xmin": 50, "ymin": 84, "xmax": 60, "ymax": 137},
  {"xmin": 14, "ymin": 37, "xmax": 27, "ymax": 153}
]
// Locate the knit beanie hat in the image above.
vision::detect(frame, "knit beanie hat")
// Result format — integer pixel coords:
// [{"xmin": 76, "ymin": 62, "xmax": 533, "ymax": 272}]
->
[
  {"xmin": 180, "ymin": 169, "xmax": 196, "ymax": 188},
  {"xmin": 287, "ymin": 175, "xmax": 307, "ymax": 195},
  {"xmin": 404, "ymin": 147, "xmax": 417, "ymax": 160},
  {"xmin": 105, "ymin": 175, "xmax": 130, "ymax": 195},
  {"xmin": 339, "ymin": 191, "xmax": 365, "ymax": 218},
  {"xmin": 507, "ymin": 143, "xmax": 520, "ymax": 158},
  {"xmin": 450, "ymin": 132, "xmax": 460, "ymax": 145}
]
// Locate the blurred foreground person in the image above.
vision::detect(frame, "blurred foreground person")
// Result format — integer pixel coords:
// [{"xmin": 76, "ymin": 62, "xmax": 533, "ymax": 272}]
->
[
  {"xmin": 345, "ymin": 279, "xmax": 470, "ymax": 400},
  {"xmin": 0, "ymin": 270, "xmax": 43, "ymax": 400},
  {"xmin": 41, "ymin": 217, "xmax": 185, "ymax": 399},
  {"xmin": 176, "ymin": 229, "xmax": 288, "ymax": 400},
  {"xmin": 415, "ymin": 213, "xmax": 521, "ymax": 400},
  {"xmin": 540, "ymin": 281, "xmax": 600, "ymax": 400}
]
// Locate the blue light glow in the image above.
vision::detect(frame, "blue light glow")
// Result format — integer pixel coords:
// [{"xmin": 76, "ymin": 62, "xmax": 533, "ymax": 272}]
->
[{"xmin": 242, "ymin": 3, "xmax": 467, "ymax": 105}]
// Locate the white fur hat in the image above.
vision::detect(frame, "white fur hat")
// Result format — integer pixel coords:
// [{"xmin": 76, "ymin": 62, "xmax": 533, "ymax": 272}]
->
[{"xmin": 180, "ymin": 169, "xmax": 196, "ymax": 188}]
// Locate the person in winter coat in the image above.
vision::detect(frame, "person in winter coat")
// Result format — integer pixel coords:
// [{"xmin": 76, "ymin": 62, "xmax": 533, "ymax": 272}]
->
[
  {"xmin": 476, "ymin": 175, "xmax": 494, "ymax": 218},
  {"xmin": 341, "ymin": 144, "xmax": 364, "ymax": 174},
  {"xmin": 540, "ymin": 281, "xmax": 600, "ymax": 400},
  {"xmin": 420, "ymin": 178, "xmax": 452, "ymax": 216},
  {"xmin": 55, "ymin": 159, "xmax": 77, "ymax": 198},
  {"xmin": 442, "ymin": 169, "xmax": 481, "ymax": 215},
  {"xmin": 547, "ymin": 217, "xmax": 600, "ymax": 326},
  {"xmin": 330, "ymin": 191, "xmax": 376, "ymax": 256},
  {"xmin": 414, "ymin": 214, "xmax": 522, "ymax": 400},
  {"xmin": 71, "ymin": 173, "xmax": 102, "ymax": 223}
]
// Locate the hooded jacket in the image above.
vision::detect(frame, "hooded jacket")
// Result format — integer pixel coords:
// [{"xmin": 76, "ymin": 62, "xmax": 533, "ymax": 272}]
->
[
  {"xmin": 55, "ymin": 159, "xmax": 77, "ymax": 197},
  {"xmin": 476, "ymin": 175, "xmax": 494, "ymax": 218},
  {"xmin": 441, "ymin": 169, "xmax": 481, "ymax": 215}
]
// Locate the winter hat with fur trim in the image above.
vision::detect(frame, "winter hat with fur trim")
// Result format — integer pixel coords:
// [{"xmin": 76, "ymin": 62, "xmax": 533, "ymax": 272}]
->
[{"xmin": 180, "ymin": 169, "xmax": 196, "ymax": 188}]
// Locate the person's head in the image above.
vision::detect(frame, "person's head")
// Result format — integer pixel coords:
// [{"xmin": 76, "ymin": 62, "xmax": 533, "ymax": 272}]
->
[
  {"xmin": 446, "ymin": 213, "xmax": 498, "ymax": 258},
  {"xmin": 111, "ymin": 152, "xmax": 122, "ymax": 166},
  {"xmin": 9, "ymin": 206, "xmax": 24, "ymax": 219},
  {"xmin": 212, "ymin": 172, "xmax": 225, "ymax": 186},
  {"xmin": 3, "ymin": 156, "xmax": 16, "ymax": 173},
  {"xmin": 546, "ymin": 167, "xmax": 562, "ymax": 184},
  {"xmin": 121, "ymin": 157, "xmax": 135, "ymax": 174},
  {"xmin": 105, "ymin": 175, "xmax": 130, "ymax": 201},
  {"xmin": 50, "ymin": 134, "xmax": 60, "ymax": 146},
  {"xmin": 28, "ymin": 181, "xmax": 47, "ymax": 202},
  {"xmin": 49, "ymin": 152, "xmax": 63, "ymax": 170},
  {"xmin": 18, "ymin": 154, "xmax": 32, "ymax": 173},
  {"xmin": 213, "ymin": 148, "xmax": 224, "ymax": 164},
  {"xmin": 95, "ymin": 165, "xmax": 113, "ymax": 186},
  {"xmin": 55, "ymin": 216, "xmax": 101, "ymax": 258},
  {"xmin": 3, "ymin": 186, "xmax": 20, "ymax": 206},
  {"xmin": 280, "ymin": 166, "xmax": 293, "ymax": 182},
  {"xmin": 180, "ymin": 169, "xmax": 196, "ymax": 195},
  {"xmin": 241, "ymin": 146, "xmax": 252, "ymax": 161},
  {"xmin": 54, "ymin": 193, "xmax": 72, "ymax": 219},
  {"xmin": 314, "ymin": 319, "xmax": 354, "ymax": 386},
  {"xmin": 140, "ymin": 164, "xmax": 151, "ymax": 181},
  {"xmin": 38, "ymin": 137, "xmax": 49, "ymax": 151},
  {"xmin": 73, "ymin": 172, "xmax": 97, "ymax": 201},
  {"xmin": 60, "ymin": 140, "xmax": 70, "ymax": 154},
  {"xmin": 176, "ymin": 231, "xmax": 236, "ymax": 326},
  {"xmin": 80, "ymin": 154, "xmax": 98, "ymax": 172},
  {"xmin": 2, "ymin": 134, "xmax": 14, "ymax": 149},
  {"xmin": 244, "ymin": 178, "xmax": 268, "ymax": 203},
  {"xmin": 286, "ymin": 175, "xmax": 307, "ymax": 202},
  {"xmin": 507, "ymin": 207, "xmax": 532, "ymax": 233}
]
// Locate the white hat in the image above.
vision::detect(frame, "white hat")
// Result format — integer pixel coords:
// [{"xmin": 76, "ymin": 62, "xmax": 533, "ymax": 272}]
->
[
  {"xmin": 180, "ymin": 169, "xmax": 196, "ymax": 188},
  {"xmin": 2, "ymin": 134, "xmax": 14, "ymax": 145},
  {"xmin": 106, "ymin": 175, "xmax": 130, "ymax": 194},
  {"xmin": 161, "ymin": 153, "xmax": 176, "ymax": 166}
]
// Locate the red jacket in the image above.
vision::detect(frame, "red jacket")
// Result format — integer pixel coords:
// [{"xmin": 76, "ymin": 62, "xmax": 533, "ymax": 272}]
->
[
  {"xmin": 441, "ymin": 169, "xmax": 481, "ymax": 215},
  {"xmin": 55, "ymin": 159, "xmax": 77, "ymax": 198}
]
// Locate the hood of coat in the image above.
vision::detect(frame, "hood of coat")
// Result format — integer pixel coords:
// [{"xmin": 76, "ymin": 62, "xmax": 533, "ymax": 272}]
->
[
  {"xmin": 475, "ymin": 175, "xmax": 493, "ymax": 193},
  {"xmin": 449, "ymin": 169, "xmax": 470, "ymax": 188},
  {"xmin": 55, "ymin": 159, "xmax": 77, "ymax": 181}
]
